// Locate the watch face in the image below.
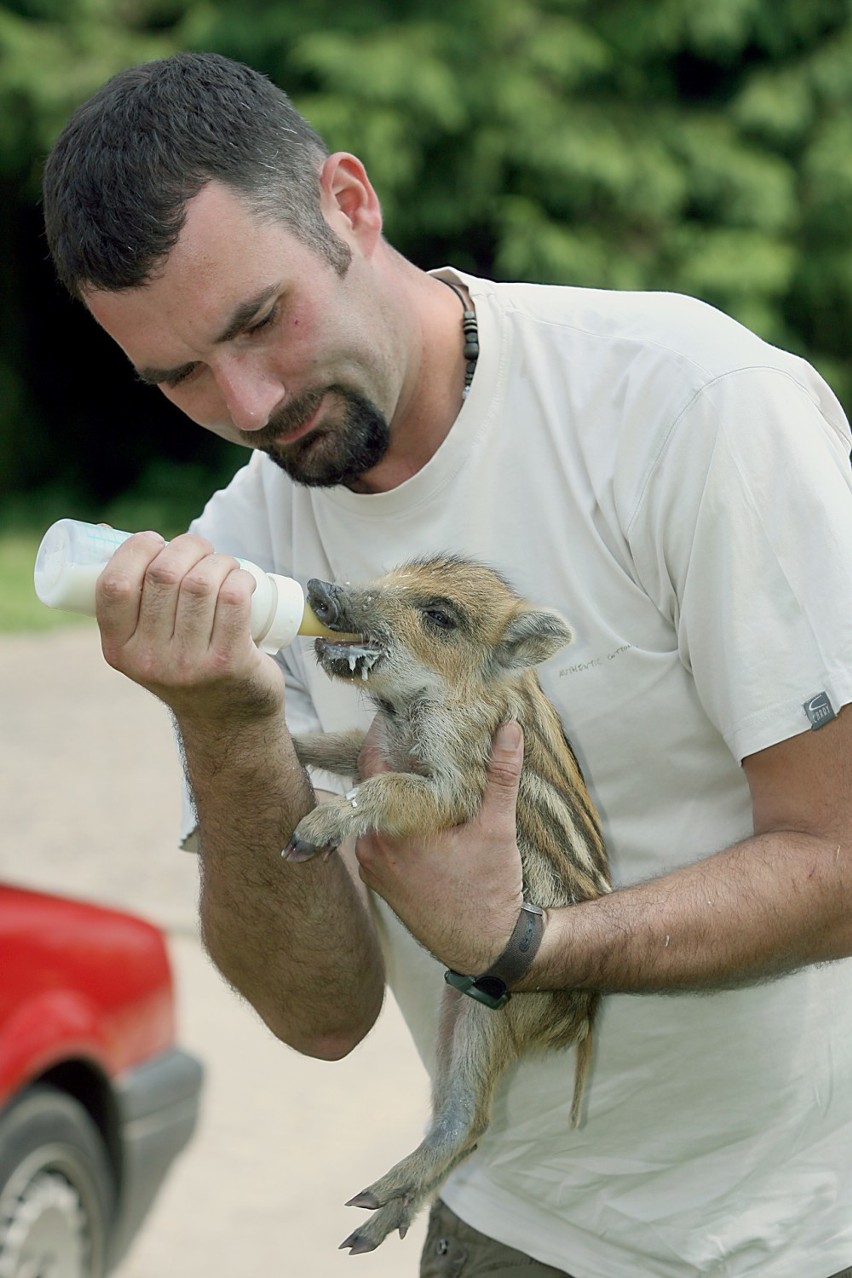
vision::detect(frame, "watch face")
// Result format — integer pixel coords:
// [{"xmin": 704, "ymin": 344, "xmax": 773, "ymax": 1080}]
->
[
  {"xmin": 444, "ymin": 969, "xmax": 510, "ymax": 1010},
  {"xmin": 475, "ymin": 974, "xmax": 510, "ymax": 1003}
]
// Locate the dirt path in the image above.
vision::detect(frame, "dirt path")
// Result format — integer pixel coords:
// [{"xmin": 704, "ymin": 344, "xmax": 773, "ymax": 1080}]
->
[{"xmin": 0, "ymin": 625, "xmax": 428, "ymax": 1275}]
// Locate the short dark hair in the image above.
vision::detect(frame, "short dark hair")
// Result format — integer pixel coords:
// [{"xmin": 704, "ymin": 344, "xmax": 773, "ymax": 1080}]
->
[{"xmin": 43, "ymin": 51, "xmax": 351, "ymax": 297}]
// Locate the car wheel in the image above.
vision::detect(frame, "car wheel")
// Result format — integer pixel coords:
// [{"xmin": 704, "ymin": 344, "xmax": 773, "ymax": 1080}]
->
[{"xmin": 0, "ymin": 1084, "xmax": 115, "ymax": 1278}]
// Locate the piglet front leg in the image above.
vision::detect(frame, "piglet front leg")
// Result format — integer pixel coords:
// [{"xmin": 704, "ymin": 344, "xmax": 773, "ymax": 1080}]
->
[
  {"xmin": 291, "ymin": 728, "xmax": 366, "ymax": 775},
  {"xmin": 283, "ymin": 790, "xmax": 361, "ymax": 861},
  {"xmin": 285, "ymin": 728, "xmax": 367, "ymax": 860},
  {"xmin": 284, "ymin": 771, "xmax": 478, "ymax": 860}
]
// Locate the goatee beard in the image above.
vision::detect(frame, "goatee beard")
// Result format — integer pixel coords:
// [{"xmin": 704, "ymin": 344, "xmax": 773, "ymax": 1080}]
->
[{"xmin": 245, "ymin": 386, "xmax": 391, "ymax": 488}]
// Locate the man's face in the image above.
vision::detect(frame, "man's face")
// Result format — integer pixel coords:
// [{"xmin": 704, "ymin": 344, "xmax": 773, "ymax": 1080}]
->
[{"xmin": 84, "ymin": 181, "xmax": 399, "ymax": 488}]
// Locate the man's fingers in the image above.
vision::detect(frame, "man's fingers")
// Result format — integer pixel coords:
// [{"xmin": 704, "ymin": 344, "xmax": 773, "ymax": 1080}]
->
[
  {"xmin": 358, "ymin": 716, "xmax": 392, "ymax": 779},
  {"xmin": 97, "ymin": 531, "xmax": 246, "ymax": 666},
  {"xmin": 174, "ymin": 556, "xmax": 252, "ymax": 653},
  {"xmin": 474, "ymin": 719, "xmax": 524, "ymax": 837},
  {"xmin": 486, "ymin": 720, "xmax": 524, "ymax": 790},
  {"xmin": 95, "ymin": 530, "xmax": 168, "ymax": 648}
]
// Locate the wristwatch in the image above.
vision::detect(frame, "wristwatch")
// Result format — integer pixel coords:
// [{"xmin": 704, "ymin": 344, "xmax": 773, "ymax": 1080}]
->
[{"xmin": 444, "ymin": 902, "xmax": 545, "ymax": 1010}]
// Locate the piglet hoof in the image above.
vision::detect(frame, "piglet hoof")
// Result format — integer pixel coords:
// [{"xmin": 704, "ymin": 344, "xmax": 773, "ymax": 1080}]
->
[
  {"xmin": 345, "ymin": 1191, "xmax": 380, "ymax": 1210},
  {"xmin": 281, "ymin": 834, "xmax": 320, "ymax": 862},
  {"xmin": 339, "ymin": 1197, "xmax": 412, "ymax": 1253},
  {"xmin": 339, "ymin": 1229, "xmax": 378, "ymax": 1255}
]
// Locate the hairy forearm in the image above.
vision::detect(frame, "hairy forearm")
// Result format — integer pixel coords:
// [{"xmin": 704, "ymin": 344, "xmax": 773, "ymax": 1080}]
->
[
  {"xmin": 522, "ymin": 831, "xmax": 852, "ymax": 994},
  {"xmin": 89, "ymin": 533, "xmax": 384, "ymax": 1053},
  {"xmin": 178, "ymin": 708, "xmax": 385, "ymax": 1057}
]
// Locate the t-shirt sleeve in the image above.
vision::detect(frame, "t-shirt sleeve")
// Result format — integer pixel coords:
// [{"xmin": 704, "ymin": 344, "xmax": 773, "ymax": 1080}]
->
[{"xmin": 627, "ymin": 365, "xmax": 852, "ymax": 762}]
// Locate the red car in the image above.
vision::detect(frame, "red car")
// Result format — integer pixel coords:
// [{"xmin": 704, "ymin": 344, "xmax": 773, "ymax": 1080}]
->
[{"xmin": 0, "ymin": 884, "xmax": 203, "ymax": 1277}]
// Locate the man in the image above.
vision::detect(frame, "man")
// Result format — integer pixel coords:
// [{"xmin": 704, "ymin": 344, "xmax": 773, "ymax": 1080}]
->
[{"xmin": 42, "ymin": 51, "xmax": 852, "ymax": 1277}]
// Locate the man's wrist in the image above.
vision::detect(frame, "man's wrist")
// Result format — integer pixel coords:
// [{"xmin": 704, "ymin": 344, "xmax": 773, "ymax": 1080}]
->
[{"xmin": 444, "ymin": 902, "xmax": 545, "ymax": 1010}]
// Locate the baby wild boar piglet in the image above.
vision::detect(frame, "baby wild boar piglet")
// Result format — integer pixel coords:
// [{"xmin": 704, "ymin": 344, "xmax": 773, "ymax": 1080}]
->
[{"xmin": 286, "ymin": 556, "xmax": 611, "ymax": 1255}]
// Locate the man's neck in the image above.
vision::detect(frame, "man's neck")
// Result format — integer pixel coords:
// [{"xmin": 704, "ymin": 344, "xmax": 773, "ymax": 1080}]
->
[{"xmin": 343, "ymin": 267, "xmax": 474, "ymax": 495}]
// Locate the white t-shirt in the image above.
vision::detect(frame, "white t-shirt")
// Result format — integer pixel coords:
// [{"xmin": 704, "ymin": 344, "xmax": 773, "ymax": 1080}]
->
[{"xmin": 188, "ymin": 272, "xmax": 852, "ymax": 1277}]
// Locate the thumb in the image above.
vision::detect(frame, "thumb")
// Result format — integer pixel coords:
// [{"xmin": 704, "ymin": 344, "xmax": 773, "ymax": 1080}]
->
[
  {"xmin": 357, "ymin": 714, "xmax": 391, "ymax": 778},
  {"xmin": 484, "ymin": 719, "xmax": 524, "ymax": 800}
]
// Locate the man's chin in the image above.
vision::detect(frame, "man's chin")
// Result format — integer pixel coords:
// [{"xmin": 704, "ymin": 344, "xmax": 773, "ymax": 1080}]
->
[
  {"xmin": 262, "ymin": 432, "xmax": 359, "ymax": 488},
  {"xmin": 249, "ymin": 386, "xmax": 391, "ymax": 487}
]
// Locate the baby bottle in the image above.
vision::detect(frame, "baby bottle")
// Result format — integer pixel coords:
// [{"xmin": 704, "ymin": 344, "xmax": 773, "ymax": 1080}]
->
[{"xmin": 33, "ymin": 519, "xmax": 336, "ymax": 654}]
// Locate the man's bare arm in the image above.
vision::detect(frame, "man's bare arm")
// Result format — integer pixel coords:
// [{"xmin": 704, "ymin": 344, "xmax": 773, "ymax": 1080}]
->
[
  {"xmin": 182, "ymin": 709, "xmax": 384, "ymax": 1056},
  {"xmin": 97, "ymin": 532, "xmax": 385, "ymax": 1057},
  {"xmin": 524, "ymin": 709, "xmax": 852, "ymax": 992}
]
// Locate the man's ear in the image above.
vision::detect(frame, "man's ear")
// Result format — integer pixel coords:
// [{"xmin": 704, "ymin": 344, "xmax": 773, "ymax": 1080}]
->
[
  {"xmin": 495, "ymin": 607, "xmax": 574, "ymax": 671},
  {"xmin": 319, "ymin": 152, "xmax": 383, "ymax": 249}
]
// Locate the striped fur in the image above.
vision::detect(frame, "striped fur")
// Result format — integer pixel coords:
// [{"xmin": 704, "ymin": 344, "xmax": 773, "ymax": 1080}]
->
[{"xmin": 289, "ymin": 557, "xmax": 611, "ymax": 1254}]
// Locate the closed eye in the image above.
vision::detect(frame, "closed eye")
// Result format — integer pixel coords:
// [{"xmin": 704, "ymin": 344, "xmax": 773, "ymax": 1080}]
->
[
  {"xmin": 137, "ymin": 290, "xmax": 284, "ymax": 389},
  {"xmin": 159, "ymin": 362, "xmax": 201, "ymax": 390},
  {"xmin": 245, "ymin": 301, "xmax": 280, "ymax": 337}
]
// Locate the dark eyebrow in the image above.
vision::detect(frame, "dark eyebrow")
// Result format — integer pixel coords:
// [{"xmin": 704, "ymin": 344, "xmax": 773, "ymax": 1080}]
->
[
  {"xmin": 135, "ymin": 282, "xmax": 282, "ymax": 387},
  {"xmin": 213, "ymin": 283, "xmax": 281, "ymax": 344}
]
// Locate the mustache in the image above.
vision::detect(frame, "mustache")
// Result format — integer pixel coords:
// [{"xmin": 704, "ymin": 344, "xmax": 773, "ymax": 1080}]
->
[{"xmin": 239, "ymin": 388, "xmax": 327, "ymax": 449}]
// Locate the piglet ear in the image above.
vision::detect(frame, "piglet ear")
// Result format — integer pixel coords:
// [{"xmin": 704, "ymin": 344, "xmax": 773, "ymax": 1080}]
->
[{"xmin": 495, "ymin": 607, "xmax": 574, "ymax": 671}]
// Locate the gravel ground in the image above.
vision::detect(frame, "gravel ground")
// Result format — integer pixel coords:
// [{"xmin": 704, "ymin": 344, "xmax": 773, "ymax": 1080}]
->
[{"xmin": 0, "ymin": 624, "xmax": 429, "ymax": 1276}]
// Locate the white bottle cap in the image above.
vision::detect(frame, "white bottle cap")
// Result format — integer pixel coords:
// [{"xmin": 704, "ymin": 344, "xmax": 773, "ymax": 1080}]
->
[
  {"xmin": 260, "ymin": 573, "xmax": 307, "ymax": 653},
  {"xmin": 238, "ymin": 560, "xmax": 306, "ymax": 653}
]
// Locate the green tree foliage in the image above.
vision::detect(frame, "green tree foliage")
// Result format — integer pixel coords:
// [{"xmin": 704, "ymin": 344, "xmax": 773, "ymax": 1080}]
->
[
  {"xmin": 193, "ymin": 0, "xmax": 852, "ymax": 397},
  {"xmin": 4, "ymin": 0, "xmax": 852, "ymax": 521},
  {"xmin": 0, "ymin": 0, "xmax": 187, "ymax": 517}
]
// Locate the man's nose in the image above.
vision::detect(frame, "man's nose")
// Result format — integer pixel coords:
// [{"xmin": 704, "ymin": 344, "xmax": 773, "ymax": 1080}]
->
[{"xmin": 214, "ymin": 357, "xmax": 284, "ymax": 432}]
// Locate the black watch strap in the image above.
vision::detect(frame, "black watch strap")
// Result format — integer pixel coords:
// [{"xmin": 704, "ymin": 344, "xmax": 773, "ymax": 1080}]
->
[{"xmin": 444, "ymin": 902, "xmax": 545, "ymax": 1011}]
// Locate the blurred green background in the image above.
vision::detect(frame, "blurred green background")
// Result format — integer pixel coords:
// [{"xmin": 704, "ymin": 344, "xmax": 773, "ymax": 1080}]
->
[{"xmin": 4, "ymin": 0, "xmax": 852, "ymax": 626}]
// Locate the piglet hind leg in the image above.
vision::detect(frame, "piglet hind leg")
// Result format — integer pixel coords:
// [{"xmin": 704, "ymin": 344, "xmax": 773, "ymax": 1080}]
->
[{"xmin": 340, "ymin": 995, "xmax": 513, "ymax": 1254}]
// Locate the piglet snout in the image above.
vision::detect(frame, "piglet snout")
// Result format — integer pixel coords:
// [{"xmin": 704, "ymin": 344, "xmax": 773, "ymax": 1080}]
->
[{"xmin": 307, "ymin": 578, "xmax": 348, "ymax": 630}]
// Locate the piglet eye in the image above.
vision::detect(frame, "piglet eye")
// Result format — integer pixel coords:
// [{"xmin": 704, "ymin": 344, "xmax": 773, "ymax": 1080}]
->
[{"xmin": 423, "ymin": 608, "xmax": 455, "ymax": 630}]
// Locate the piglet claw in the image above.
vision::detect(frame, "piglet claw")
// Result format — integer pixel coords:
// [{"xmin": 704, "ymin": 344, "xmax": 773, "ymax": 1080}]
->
[
  {"xmin": 281, "ymin": 836, "xmax": 318, "ymax": 862},
  {"xmin": 345, "ymin": 1191, "xmax": 380, "ymax": 1210},
  {"xmin": 339, "ymin": 1231, "xmax": 378, "ymax": 1255}
]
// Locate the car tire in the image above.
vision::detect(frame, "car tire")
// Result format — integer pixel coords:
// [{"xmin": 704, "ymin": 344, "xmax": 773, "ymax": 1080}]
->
[{"xmin": 0, "ymin": 1084, "xmax": 115, "ymax": 1278}]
